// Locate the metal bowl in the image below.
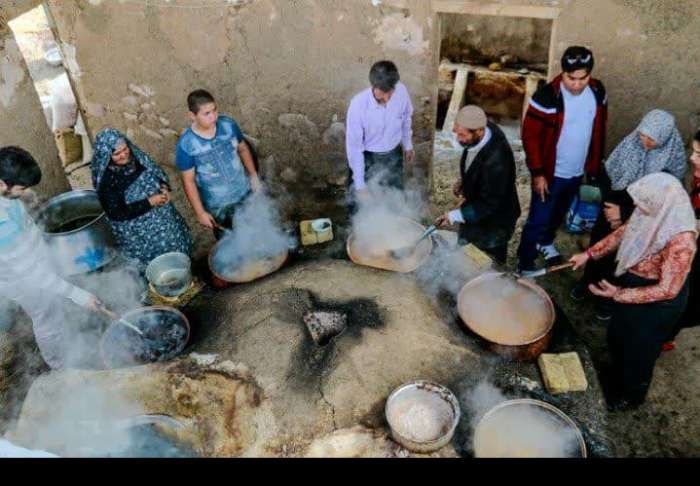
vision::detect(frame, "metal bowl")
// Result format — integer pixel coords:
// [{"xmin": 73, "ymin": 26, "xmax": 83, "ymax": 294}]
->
[
  {"xmin": 385, "ymin": 381, "xmax": 461, "ymax": 453},
  {"xmin": 100, "ymin": 306, "xmax": 190, "ymax": 369},
  {"xmin": 145, "ymin": 252, "xmax": 192, "ymax": 298},
  {"xmin": 36, "ymin": 190, "xmax": 117, "ymax": 275},
  {"xmin": 473, "ymin": 399, "xmax": 587, "ymax": 458}
]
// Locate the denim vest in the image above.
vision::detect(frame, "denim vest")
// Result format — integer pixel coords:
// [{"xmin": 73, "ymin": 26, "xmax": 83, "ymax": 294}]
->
[{"xmin": 178, "ymin": 118, "xmax": 251, "ymax": 213}]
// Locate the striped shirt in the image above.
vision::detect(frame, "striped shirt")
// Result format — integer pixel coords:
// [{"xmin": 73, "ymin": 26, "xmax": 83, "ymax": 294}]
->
[{"xmin": 0, "ymin": 196, "xmax": 93, "ymax": 306}]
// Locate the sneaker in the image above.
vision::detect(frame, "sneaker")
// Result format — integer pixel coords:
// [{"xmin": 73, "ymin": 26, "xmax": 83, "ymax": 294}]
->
[{"xmin": 537, "ymin": 243, "xmax": 563, "ymax": 266}]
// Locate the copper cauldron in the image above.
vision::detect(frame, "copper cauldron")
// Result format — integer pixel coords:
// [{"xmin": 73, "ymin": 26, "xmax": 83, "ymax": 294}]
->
[
  {"xmin": 346, "ymin": 217, "xmax": 434, "ymax": 273},
  {"xmin": 208, "ymin": 240, "xmax": 288, "ymax": 286},
  {"xmin": 457, "ymin": 272, "xmax": 555, "ymax": 361}
]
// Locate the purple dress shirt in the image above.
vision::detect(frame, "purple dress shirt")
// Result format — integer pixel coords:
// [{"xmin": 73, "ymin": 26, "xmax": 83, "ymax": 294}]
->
[{"xmin": 345, "ymin": 82, "xmax": 414, "ymax": 190}]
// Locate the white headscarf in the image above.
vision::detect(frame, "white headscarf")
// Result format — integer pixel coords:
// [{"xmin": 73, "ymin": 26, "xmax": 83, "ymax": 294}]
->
[
  {"xmin": 605, "ymin": 110, "xmax": 687, "ymax": 191},
  {"xmin": 615, "ymin": 173, "xmax": 697, "ymax": 277}
]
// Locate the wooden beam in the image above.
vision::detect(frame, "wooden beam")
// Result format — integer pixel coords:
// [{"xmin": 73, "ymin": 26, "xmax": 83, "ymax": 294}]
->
[
  {"xmin": 522, "ymin": 76, "xmax": 541, "ymax": 121},
  {"xmin": 443, "ymin": 67, "xmax": 469, "ymax": 133},
  {"xmin": 432, "ymin": 1, "xmax": 561, "ymax": 19}
]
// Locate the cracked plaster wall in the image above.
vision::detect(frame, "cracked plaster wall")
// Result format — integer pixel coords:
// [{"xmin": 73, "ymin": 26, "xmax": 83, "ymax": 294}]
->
[
  {"xmin": 3, "ymin": 0, "xmax": 699, "ymax": 238},
  {"xmin": 0, "ymin": 4, "xmax": 69, "ymax": 198}
]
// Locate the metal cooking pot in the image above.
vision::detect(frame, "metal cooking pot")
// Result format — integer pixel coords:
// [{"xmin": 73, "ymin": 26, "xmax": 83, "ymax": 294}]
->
[
  {"xmin": 208, "ymin": 242, "xmax": 289, "ymax": 285},
  {"xmin": 100, "ymin": 306, "xmax": 190, "ymax": 369},
  {"xmin": 37, "ymin": 190, "xmax": 117, "ymax": 276},
  {"xmin": 473, "ymin": 399, "xmax": 587, "ymax": 458},
  {"xmin": 457, "ymin": 272, "xmax": 555, "ymax": 361},
  {"xmin": 146, "ymin": 252, "xmax": 192, "ymax": 298}
]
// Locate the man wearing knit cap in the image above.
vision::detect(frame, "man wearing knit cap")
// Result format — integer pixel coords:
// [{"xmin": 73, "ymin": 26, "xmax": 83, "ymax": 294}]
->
[{"xmin": 434, "ymin": 105, "xmax": 520, "ymax": 264}]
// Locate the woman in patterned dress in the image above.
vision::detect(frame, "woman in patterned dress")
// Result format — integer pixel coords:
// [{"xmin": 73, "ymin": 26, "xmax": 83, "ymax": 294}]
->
[
  {"xmin": 570, "ymin": 172, "xmax": 698, "ymax": 411},
  {"xmin": 91, "ymin": 129, "xmax": 192, "ymax": 270}
]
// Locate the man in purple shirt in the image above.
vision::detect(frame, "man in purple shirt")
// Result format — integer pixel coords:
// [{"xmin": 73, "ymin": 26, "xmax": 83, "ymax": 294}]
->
[{"xmin": 346, "ymin": 61, "xmax": 414, "ymax": 205}]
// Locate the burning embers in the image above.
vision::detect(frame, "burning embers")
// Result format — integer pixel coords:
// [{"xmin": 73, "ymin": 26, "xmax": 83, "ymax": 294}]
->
[{"xmin": 303, "ymin": 310, "xmax": 348, "ymax": 347}]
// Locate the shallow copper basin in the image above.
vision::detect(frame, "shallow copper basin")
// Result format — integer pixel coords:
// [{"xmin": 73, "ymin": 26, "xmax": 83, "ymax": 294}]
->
[
  {"xmin": 346, "ymin": 217, "xmax": 434, "ymax": 273},
  {"xmin": 457, "ymin": 272, "xmax": 555, "ymax": 361}
]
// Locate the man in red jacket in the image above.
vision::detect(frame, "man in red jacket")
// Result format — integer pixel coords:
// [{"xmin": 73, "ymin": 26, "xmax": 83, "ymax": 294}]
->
[{"xmin": 517, "ymin": 46, "xmax": 608, "ymax": 275}]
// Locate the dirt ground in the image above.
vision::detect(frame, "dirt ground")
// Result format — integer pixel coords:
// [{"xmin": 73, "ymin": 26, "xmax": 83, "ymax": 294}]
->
[{"xmin": 431, "ymin": 129, "xmax": 700, "ymax": 457}]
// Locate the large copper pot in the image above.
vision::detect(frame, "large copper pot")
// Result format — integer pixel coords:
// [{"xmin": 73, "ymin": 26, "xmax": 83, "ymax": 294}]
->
[
  {"xmin": 208, "ymin": 241, "xmax": 288, "ymax": 285},
  {"xmin": 346, "ymin": 217, "xmax": 434, "ymax": 273},
  {"xmin": 457, "ymin": 272, "xmax": 555, "ymax": 361}
]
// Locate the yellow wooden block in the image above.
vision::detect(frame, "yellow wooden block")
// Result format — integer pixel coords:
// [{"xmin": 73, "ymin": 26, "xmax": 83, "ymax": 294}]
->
[
  {"xmin": 559, "ymin": 352, "xmax": 588, "ymax": 392},
  {"xmin": 538, "ymin": 352, "xmax": 588, "ymax": 395},
  {"xmin": 300, "ymin": 219, "xmax": 334, "ymax": 246},
  {"xmin": 463, "ymin": 243, "xmax": 494, "ymax": 271}
]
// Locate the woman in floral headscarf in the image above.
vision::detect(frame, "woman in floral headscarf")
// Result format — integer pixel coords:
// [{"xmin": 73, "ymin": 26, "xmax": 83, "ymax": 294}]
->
[
  {"xmin": 570, "ymin": 173, "xmax": 697, "ymax": 411},
  {"xmin": 91, "ymin": 129, "xmax": 192, "ymax": 270},
  {"xmin": 571, "ymin": 110, "xmax": 687, "ymax": 319}
]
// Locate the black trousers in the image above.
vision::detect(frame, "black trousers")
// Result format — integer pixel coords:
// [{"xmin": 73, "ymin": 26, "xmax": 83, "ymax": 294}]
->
[
  {"xmin": 347, "ymin": 145, "xmax": 404, "ymax": 215},
  {"xmin": 607, "ymin": 273, "xmax": 689, "ymax": 404}
]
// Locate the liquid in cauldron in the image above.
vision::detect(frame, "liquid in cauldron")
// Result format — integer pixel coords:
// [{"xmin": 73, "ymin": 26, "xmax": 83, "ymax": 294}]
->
[{"xmin": 103, "ymin": 311, "xmax": 188, "ymax": 368}]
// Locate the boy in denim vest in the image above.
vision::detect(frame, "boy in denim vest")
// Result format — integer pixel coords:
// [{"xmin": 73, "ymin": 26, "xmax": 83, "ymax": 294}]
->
[{"xmin": 177, "ymin": 90, "xmax": 261, "ymax": 238}]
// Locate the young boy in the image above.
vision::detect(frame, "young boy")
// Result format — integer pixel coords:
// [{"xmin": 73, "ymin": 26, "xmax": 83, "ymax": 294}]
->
[
  {"xmin": 176, "ymin": 90, "xmax": 261, "ymax": 238},
  {"xmin": 0, "ymin": 146, "xmax": 105, "ymax": 369}
]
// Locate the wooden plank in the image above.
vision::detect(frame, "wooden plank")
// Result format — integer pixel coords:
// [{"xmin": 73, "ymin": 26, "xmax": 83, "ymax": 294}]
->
[
  {"xmin": 442, "ymin": 67, "xmax": 469, "ymax": 133},
  {"xmin": 432, "ymin": 0, "xmax": 561, "ymax": 19},
  {"xmin": 522, "ymin": 75, "xmax": 541, "ymax": 121},
  {"xmin": 440, "ymin": 60, "xmax": 547, "ymax": 81}
]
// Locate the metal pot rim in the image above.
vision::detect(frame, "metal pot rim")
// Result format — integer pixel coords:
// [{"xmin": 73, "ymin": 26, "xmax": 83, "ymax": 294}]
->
[
  {"xmin": 208, "ymin": 243, "xmax": 289, "ymax": 284},
  {"xmin": 385, "ymin": 380, "xmax": 461, "ymax": 451},
  {"xmin": 346, "ymin": 217, "xmax": 435, "ymax": 273},
  {"xmin": 473, "ymin": 398, "xmax": 587, "ymax": 458},
  {"xmin": 38, "ymin": 189, "xmax": 106, "ymax": 236},
  {"xmin": 99, "ymin": 305, "xmax": 191, "ymax": 369},
  {"xmin": 457, "ymin": 272, "xmax": 555, "ymax": 346}
]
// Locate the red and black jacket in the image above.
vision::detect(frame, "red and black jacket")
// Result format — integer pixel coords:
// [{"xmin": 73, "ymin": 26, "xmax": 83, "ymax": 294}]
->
[{"xmin": 522, "ymin": 74, "xmax": 608, "ymax": 184}]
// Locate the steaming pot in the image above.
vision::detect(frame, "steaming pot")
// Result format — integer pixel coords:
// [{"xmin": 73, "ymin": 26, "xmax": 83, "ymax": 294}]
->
[
  {"xmin": 457, "ymin": 272, "xmax": 555, "ymax": 361},
  {"xmin": 473, "ymin": 399, "xmax": 587, "ymax": 458},
  {"xmin": 37, "ymin": 190, "xmax": 117, "ymax": 276}
]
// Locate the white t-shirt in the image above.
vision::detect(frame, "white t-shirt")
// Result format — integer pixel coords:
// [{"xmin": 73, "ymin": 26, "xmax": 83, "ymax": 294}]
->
[{"xmin": 554, "ymin": 85, "xmax": 597, "ymax": 179}]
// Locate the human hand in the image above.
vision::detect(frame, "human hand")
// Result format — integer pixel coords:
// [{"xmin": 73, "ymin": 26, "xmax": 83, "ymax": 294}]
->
[
  {"xmin": 604, "ymin": 203, "xmax": 621, "ymax": 225},
  {"xmin": 196, "ymin": 211, "xmax": 217, "ymax": 229},
  {"xmin": 404, "ymin": 149, "xmax": 415, "ymax": 163},
  {"xmin": 86, "ymin": 296, "xmax": 110, "ymax": 315},
  {"xmin": 434, "ymin": 213, "xmax": 451, "ymax": 228},
  {"xmin": 356, "ymin": 187, "xmax": 371, "ymax": 203},
  {"xmin": 569, "ymin": 252, "xmax": 590, "ymax": 271},
  {"xmin": 250, "ymin": 175, "xmax": 262, "ymax": 193},
  {"xmin": 148, "ymin": 192, "xmax": 170, "ymax": 207},
  {"xmin": 532, "ymin": 176, "xmax": 549, "ymax": 203},
  {"xmin": 588, "ymin": 279, "xmax": 620, "ymax": 299},
  {"xmin": 452, "ymin": 180, "xmax": 463, "ymax": 198}
]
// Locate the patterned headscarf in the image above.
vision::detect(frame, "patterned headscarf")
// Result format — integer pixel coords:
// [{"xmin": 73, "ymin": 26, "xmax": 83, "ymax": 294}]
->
[
  {"xmin": 614, "ymin": 173, "xmax": 697, "ymax": 277},
  {"xmin": 91, "ymin": 128, "xmax": 169, "ymax": 190},
  {"xmin": 605, "ymin": 110, "xmax": 687, "ymax": 191}
]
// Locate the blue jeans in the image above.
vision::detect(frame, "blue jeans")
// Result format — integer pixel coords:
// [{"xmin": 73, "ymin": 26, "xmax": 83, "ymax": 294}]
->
[{"xmin": 517, "ymin": 176, "xmax": 582, "ymax": 269}]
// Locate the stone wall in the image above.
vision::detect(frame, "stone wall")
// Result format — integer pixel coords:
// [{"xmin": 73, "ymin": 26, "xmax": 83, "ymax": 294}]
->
[
  {"xmin": 440, "ymin": 14, "xmax": 552, "ymax": 66},
  {"xmin": 0, "ymin": 3, "xmax": 68, "ymax": 198}
]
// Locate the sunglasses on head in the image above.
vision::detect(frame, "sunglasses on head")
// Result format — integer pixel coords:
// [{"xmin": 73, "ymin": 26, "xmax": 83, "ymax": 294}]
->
[{"xmin": 564, "ymin": 53, "xmax": 592, "ymax": 65}]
